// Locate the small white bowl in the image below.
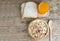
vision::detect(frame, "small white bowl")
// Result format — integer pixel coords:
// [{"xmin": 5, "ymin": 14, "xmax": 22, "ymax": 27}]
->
[{"xmin": 28, "ymin": 19, "xmax": 49, "ymax": 40}]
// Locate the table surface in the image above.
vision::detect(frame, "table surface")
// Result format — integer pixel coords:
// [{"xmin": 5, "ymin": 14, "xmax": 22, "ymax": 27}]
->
[{"xmin": 0, "ymin": 0, "xmax": 60, "ymax": 41}]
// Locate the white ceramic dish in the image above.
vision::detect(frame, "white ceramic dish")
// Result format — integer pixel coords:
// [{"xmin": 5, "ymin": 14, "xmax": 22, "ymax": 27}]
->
[{"xmin": 28, "ymin": 19, "xmax": 49, "ymax": 40}]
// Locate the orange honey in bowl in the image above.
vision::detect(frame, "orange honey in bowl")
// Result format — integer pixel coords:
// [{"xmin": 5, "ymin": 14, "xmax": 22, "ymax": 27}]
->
[{"xmin": 38, "ymin": 2, "xmax": 50, "ymax": 15}]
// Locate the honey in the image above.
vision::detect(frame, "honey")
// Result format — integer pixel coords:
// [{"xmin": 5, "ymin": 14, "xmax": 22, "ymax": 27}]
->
[{"xmin": 38, "ymin": 2, "xmax": 50, "ymax": 14}]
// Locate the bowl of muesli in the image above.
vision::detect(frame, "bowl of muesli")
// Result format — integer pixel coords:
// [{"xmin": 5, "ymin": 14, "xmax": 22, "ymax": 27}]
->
[{"xmin": 28, "ymin": 19, "xmax": 49, "ymax": 40}]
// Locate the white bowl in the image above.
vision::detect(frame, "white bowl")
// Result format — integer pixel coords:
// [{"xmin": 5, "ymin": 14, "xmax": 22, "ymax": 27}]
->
[{"xmin": 28, "ymin": 19, "xmax": 49, "ymax": 40}]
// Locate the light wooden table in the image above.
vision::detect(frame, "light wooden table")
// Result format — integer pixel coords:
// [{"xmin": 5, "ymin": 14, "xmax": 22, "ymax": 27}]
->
[{"xmin": 0, "ymin": 0, "xmax": 60, "ymax": 41}]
